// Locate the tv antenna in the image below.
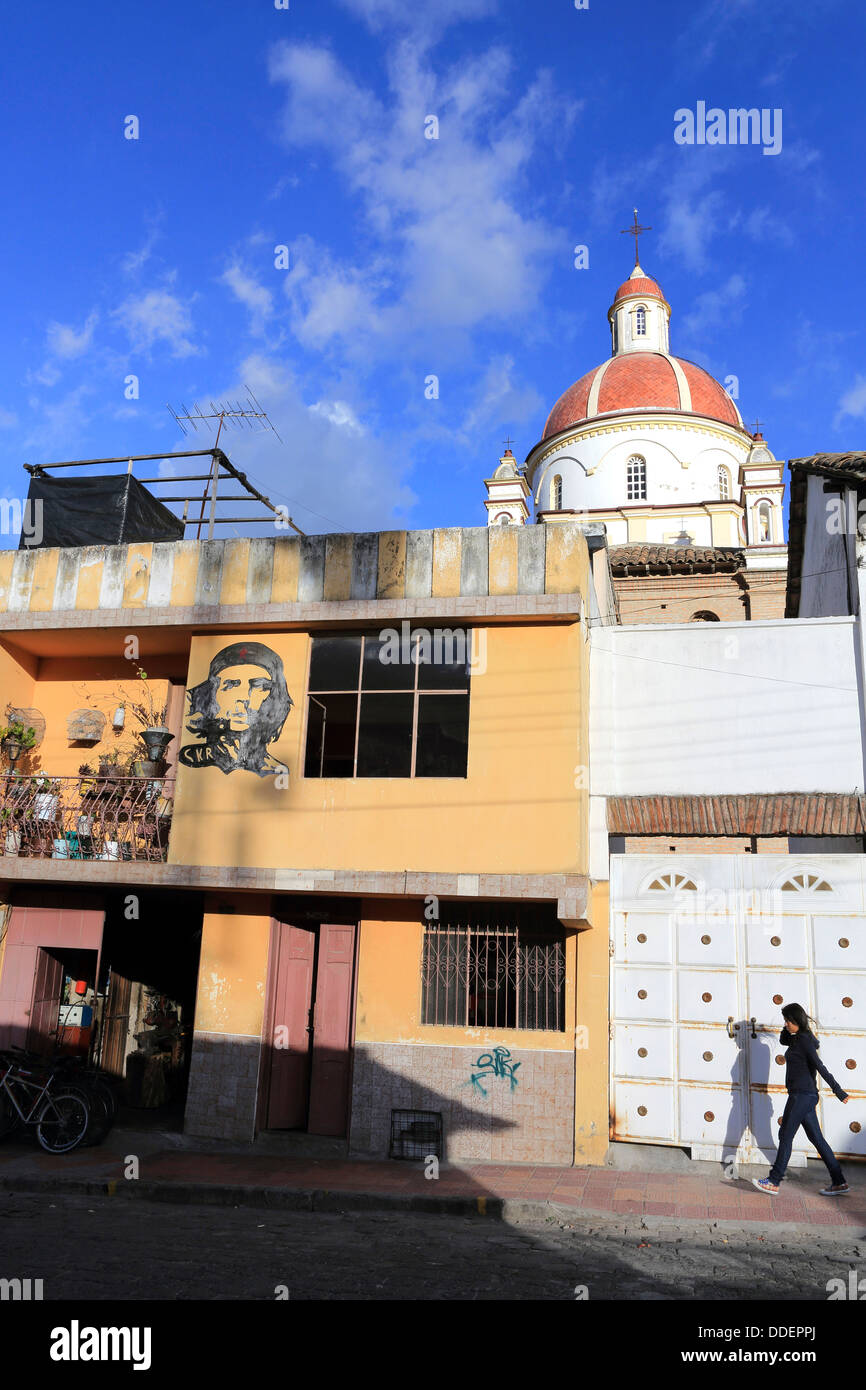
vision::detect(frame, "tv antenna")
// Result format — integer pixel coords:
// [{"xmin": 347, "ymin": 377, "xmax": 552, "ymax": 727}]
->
[{"xmin": 167, "ymin": 388, "xmax": 286, "ymax": 539}]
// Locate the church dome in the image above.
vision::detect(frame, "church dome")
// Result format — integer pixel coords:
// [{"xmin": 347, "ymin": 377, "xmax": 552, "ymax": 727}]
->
[
  {"xmin": 612, "ymin": 270, "xmax": 667, "ymax": 306},
  {"xmin": 542, "ymin": 351, "xmax": 744, "ymax": 440}
]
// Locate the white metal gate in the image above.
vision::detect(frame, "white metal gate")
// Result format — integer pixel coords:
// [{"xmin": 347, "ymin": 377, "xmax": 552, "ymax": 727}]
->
[{"xmin": 610, "ymin": 855, "xmax": 866, "ymax": 1164}]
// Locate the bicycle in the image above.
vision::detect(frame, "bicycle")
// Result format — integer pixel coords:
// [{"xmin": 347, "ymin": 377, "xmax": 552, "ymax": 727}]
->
[
  {"xmin": 0, "ymin": 1050, "xmax": 89, "ymax": 1153},
  {"xmin": 4, "ymin": 1045, "xmax": 117, "ymax": 1146},
  {"xmin": 48, "ymin": 1054, "xmax": 118, "ymax": 1143}
]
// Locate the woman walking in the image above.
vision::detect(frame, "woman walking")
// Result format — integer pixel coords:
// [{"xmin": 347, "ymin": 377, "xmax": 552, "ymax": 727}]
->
[{"xmin": 753, "ymin": 1003, "xmax": 849, "ymax": 1196}]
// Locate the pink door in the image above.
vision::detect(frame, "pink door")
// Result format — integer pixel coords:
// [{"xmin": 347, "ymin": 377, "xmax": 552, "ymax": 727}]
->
[
  {"xmin": 27, "ymin": 949, "xmax": 64, "ymax": 1055},
  {"xmin": 265, "ymin": 923, "xmax": 316, "ymax": 1129},
  {"xmin": 0, "ymin": 902, "xmax": 104, "ymax": 1050},
  {"xmin": 307, "ymin": 924, "xmax": 357, "ymax": 1138}
]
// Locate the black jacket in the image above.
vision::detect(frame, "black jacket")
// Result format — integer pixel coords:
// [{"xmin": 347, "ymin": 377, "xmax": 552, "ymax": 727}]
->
[{"xmin": 778, "ymin": 1028, "xmax": 848, "ymax": 1101}]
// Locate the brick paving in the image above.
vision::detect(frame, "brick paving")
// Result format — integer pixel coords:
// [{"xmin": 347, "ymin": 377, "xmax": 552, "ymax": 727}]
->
[{"xmin": 0, "ymin": 1128, "xmax": 863, "ymax": 1229}]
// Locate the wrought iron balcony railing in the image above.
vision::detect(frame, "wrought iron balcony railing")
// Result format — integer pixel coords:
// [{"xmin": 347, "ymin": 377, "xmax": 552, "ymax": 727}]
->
[{"xmin": 0, "ymin": 774, "xmax": 175, "ymax": 864}]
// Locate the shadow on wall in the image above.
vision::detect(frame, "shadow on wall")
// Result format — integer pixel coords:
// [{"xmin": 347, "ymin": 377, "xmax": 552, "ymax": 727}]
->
[
  {"xmin": 184, "ymin": 1036, "xmax": 524, "ymax": 1162},
  {"xmin": 188, "ymin": 1028, "xmax": 578, "ymax": 1161}
]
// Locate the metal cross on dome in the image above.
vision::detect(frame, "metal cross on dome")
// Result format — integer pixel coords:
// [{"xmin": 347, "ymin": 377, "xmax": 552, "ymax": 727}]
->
[{"xmin": 620, "ymin": 208, "xmax": 651, "ymax": 266}]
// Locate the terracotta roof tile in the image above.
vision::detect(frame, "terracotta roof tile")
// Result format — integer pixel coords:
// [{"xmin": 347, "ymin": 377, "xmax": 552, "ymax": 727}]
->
[
  {"xmin": 609, "ymin": 543, "xmax": 745, "ymax": 575},
  {"xmin": 542, "ymin": 353, "xmax": 747, "ymax": 441},
  {"xmin": 607, "ymin": 794, "xmax": 866, "ymax": 837},
  {"xmin": 612, "ymin": 275, "xmax": 666, "ymax": 304}
]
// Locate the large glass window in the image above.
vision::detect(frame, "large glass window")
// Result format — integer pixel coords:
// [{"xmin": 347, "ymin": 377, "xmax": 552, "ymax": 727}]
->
[{"xmin": 304, "ymin": 630, "xmax": 471, "ymax": 778}]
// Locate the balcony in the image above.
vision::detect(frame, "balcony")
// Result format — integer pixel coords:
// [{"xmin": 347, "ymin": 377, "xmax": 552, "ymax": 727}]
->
[{"xmin": 0, "ymin": 774, "xmax": 175, "ymax": 864}]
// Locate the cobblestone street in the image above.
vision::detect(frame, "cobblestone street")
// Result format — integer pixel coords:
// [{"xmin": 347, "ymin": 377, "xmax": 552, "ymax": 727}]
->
[{"xmin": 1, "ymin": 1190, "xmax": 863, "ymax": 1301}]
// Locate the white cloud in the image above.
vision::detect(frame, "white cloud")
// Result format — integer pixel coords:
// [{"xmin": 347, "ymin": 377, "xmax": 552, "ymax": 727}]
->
[
  {"xmin": 20, "ymin": 386, "xmax": 94, "ymax": 455},
  {"xmin": 735, "ymin": 205, "xmax": 795, "ymax": 247},
  {"xmin": 221, "ymin": 265, "xmax": 274, "ymax": 335},
  {"xmin": 195, "ymin": 354, "xmax": 415, "ymax": 534},
  {"xmin": 836, "ymin": 377, "xmax": 866, "ymax": 423},
  {"xmin": 680, "ymin": 273, "xmax": 748, "ymax": 338},
  {"xmin": 0, "ymin": 406, "xmax": 17, "ymax": 429},
  {"xmin": 459, "ymin": 355, "xmax": 542, "ymax": 440},
  {"xmin": 309, "ymin": 399, "xmax": 365, "ymax": 435},
  {"xmin": 659, "ymin": 187, "xmax": 728, "ymax": 272},
  {"xmin": 269, "ymin": 41, "xmax": 571, "ymax": 362},
  {"xmin": 122, "ymin": 215, "xmax": 163, "ymax": 274},
  {"xmin": 677, "ymin": 0, "xmax": 800, "ymax": 69},
  {"xmin": 338, "ymin": 0, "xmax": 496, "ymax": 36},
  {"xmin": 115, "ymin": 289, "xmax": 198, "ymax": 358},
  {"xmin": 45, "ymin": 312, "xmax": 98, "ymax": 360}
]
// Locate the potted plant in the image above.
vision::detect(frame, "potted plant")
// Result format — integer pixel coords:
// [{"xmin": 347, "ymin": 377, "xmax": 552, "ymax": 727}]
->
[
  {"xmin": 98, "ymin": 749, "xmax": 124, "ymax": 780},
  {"xmin": 33, "ymin": 776, "xmax": 61, "ymax": 822},
  {"xmin": 1, "ymin": 806, "xmax": 21, "ymax": 857},
  {"xmin": 78, "ymin": 762, "xmax": 98, "ymax": 795},
  {"xmin": 76, "ymin": 768, "xmax": 96, "ymax": 837},
  {"xmin": 128, "ymin": 668, "xmax": 174, "ymax": 765}
]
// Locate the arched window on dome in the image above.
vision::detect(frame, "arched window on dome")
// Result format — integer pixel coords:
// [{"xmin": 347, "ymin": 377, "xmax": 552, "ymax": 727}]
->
[
  {"xmin": 550, "ymin": 475, "xmax": 563, "ymax": 510},
  {"xmin": 635, "ymin": 305, "xmax": 647, "ymax": 336},
  {"xmin": 493, "ymin": 512, "xmax": 512, "ymax": 525},
  {"xmin": 626, "ymin": 455, "xmax": 647, "ymax": 501},
  {"xmin": 718, "ymin": 465, "xmax": 731, "ymax": 500},
  {"xmin": 757, "ymin": 501, "xmax": 772, "ymax": 543}
]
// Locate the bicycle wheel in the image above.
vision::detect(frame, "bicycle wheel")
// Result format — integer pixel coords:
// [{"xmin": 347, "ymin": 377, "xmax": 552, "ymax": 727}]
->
[
  {"xmin": 88, "ymin": 1075, "xmax": 118, "ymax": 1126},
  {"xmin": 77, "ymin": 1083, "xmax": 112, "ymax": 1145},
  {"xmin": 35, "ymin": 1091, "xmax": 89, "ymax": 1153},
  {"xmin": 0, "ymin": 1088, "xmax": 22, "ymax": 1139}
]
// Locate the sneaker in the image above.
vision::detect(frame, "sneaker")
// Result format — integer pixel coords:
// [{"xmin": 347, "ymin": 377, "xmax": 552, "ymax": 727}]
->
[
  {"xmin": 819, "ymin": 1182, "xmax": 849, "ymax": 1196},
  {"xmin": 752, "ymin": 1177, "xmax": 779, "ymax": 1195}
]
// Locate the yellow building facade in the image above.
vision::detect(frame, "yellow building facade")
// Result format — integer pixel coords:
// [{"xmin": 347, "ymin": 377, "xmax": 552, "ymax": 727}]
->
[{"xmin": 0, "ymin": 523, "xmax": 609, "ymax": 1165}]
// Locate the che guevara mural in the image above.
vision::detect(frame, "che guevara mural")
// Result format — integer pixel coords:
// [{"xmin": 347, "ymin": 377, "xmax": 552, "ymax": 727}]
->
[{"xmin": 178, "ymin": 641, "xmax": 293, "ymax": 778}]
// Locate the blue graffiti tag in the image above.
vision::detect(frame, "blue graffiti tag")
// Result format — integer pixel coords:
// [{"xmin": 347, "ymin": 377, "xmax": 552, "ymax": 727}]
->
[{"xmin": 469, "ymin": 1045, "xmax": 521, "ymax": 1097}]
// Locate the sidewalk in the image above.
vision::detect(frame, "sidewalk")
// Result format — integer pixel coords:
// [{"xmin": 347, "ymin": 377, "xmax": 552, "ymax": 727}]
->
[{"xmin": 1, "ymin": 1125, "xmax": 864, "ymax": 1233}]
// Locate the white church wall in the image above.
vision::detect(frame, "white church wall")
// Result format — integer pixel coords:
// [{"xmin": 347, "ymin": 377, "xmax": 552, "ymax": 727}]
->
[
  {"xmin": 533, "ymin": 420, "xmax": 749, "ymax": 516},
  {"xmin": 643, "ymin": 513, "xmax": 715, "ymax": 546}
]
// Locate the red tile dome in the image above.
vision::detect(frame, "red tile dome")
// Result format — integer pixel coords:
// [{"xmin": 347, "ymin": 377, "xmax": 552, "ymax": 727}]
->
[
  {"xmin": 542, "ymin": 352, "xmax": 744, "ymax": 440},
  {"xmin": 612, "ymin": 272, "xmax": 667, "ymax": 306}
]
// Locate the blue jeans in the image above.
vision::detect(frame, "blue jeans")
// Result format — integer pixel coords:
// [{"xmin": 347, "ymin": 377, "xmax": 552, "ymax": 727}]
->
[{"xmin": 769, "ymin": 1092, "xmax": 845, "ymax": 1185}]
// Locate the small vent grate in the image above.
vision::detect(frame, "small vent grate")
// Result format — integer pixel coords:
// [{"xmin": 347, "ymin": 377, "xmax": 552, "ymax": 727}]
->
[{"xmin": 389, "ymin": 1109, "xmax": 443, "ymax": 1162}]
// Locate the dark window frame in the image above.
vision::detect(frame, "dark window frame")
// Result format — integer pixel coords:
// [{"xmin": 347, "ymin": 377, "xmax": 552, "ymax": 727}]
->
[
  {"xmin": 420, "ymin": 904, "xmax": 566, "ymax": 1033},
  {"xmin": 304, "ymin": 629, "xmax": 471, "ymax": 779}
]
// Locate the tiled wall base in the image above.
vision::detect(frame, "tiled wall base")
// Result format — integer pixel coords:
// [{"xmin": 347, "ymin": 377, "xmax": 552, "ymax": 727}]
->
[
  {"xmin": 349, "ymin": 1042, "xmax": 574, "ymax": 1165},
  {"xmin": 184, "ymin": 1030, "xmax": 262, "ymax": 1142}
]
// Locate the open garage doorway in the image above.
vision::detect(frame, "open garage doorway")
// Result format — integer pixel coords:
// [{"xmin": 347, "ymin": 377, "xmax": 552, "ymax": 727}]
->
[{"xmin": 95, "ymin": 890, "xmax": 203, "ymax": 1131}]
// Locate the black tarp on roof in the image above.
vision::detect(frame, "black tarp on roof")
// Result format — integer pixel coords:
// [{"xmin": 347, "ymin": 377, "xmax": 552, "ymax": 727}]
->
[{"xmin": 20, "ymin": 473, "xmax": 185, "ymax": 549}]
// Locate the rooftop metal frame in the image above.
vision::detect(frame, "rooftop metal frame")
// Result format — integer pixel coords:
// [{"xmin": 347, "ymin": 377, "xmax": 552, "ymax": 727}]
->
[{"xmin": 23, "ymin": 448, "xmax": 305, "ymax": 540}]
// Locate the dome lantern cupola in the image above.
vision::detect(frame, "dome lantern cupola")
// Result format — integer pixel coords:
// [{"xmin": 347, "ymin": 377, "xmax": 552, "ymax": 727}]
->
[{"xmin": 608, "ymin": 262, "xmax": 671, "ymax": 355}]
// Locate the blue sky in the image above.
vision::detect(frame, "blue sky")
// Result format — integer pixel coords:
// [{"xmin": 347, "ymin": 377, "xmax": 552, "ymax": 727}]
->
[{"xmin": 0, "ymin": 0, "xmax": 863, "ymax": 544}]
